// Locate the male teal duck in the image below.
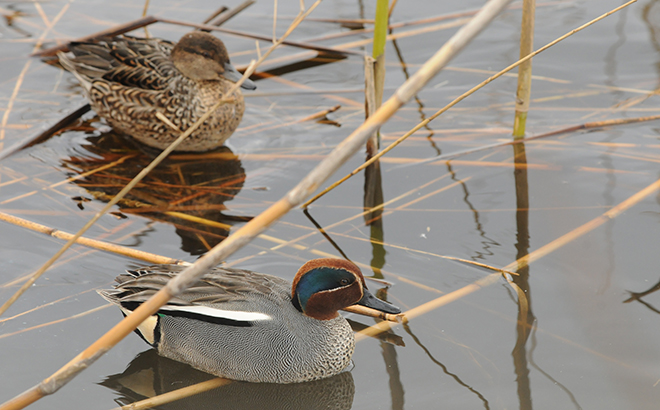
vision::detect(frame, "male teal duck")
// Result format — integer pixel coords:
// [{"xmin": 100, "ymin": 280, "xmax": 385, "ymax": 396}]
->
[
  {"xmin": 58, "ymin": 31, "xmax": 256, "ymax": 152},
  {"xmin": 99, "ymin": 258, "xmax": 400, "ymax": 383}
]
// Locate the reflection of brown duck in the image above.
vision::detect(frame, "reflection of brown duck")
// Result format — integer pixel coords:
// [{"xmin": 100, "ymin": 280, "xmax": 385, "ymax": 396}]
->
[
  {"xmin": 100, "ymin": 349, "xmax": 355, "ymax": 410},
  {"xmin": 62, "ymin": 127, "xmax": 248, "ymax": 255}
]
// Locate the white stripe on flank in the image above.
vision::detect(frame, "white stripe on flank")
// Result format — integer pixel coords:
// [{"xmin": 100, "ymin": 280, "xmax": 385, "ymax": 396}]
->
[{"xmin": 160, "ymin": 305, "xmax": 272, "ymax": 322}]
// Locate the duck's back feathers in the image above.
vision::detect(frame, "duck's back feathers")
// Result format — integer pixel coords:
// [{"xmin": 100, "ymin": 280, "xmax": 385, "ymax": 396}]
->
[
  {"xmin": 58, "ymin": 32, "xmax": 252, "ymax": 151},
  {"xmin": 100, "ymin": 264, "xmax": 291, "ymax": 310},
  {"xmin": 60, "ymin": 36, "xmax": 176, "ymax": 92}
]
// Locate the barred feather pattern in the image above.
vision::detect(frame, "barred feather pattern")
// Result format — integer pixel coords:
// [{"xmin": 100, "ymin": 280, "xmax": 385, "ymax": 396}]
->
[
  {"xmin": 61, "ymin": 36, "xmax": 245, "ymax": 152},
  {"xmin": 99, "ymin": 265, "xmax": 355, "ymax": 383}
]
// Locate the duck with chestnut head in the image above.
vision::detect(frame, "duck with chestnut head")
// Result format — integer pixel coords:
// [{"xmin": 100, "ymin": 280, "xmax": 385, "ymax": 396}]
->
[{"xmin": 99, "ymin": 258, "xmax": 400, "ymax": 383}]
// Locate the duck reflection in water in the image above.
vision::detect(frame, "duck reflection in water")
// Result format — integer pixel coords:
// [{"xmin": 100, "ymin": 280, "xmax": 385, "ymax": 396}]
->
[
  {"xmin": 100, "ymin": 349, "xmax": 355, "ymax": 410},
  {"xmin": 62, "ymin": 127, "xmax": 249, "ymax": 255}
]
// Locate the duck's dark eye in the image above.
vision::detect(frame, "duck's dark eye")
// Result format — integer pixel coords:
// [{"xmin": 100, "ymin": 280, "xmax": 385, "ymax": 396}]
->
[
  {"xmin": 339, "ymin": 278, "xmax": 350, "ymax": 286},
  {"xmin": 202, "ymin": 51, "xmax": 211, "ymax": 58}
]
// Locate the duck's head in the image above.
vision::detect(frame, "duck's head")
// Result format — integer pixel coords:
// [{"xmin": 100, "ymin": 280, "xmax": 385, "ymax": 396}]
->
[
  {"xmin": 291, "ymin": 258, "xmax": 401, "ymax": 320},
  {"xmin": 171, "ymin": 32, "xmax": 256, "ymax": 90}
]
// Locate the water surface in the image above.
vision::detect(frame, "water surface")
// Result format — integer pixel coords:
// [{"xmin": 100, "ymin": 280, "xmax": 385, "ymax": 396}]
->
[{"xmin": 2, "ymin": 0, "xmax": 660, "ymax": 409}]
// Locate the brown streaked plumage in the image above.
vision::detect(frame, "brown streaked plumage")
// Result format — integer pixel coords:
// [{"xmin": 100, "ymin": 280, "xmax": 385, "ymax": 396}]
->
[{"xmin": 58, "ymin": 31, "xmax": 256, "ymax": 152}]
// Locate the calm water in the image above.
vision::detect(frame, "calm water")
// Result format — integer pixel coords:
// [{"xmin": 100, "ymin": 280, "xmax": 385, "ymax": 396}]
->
[{"xmin": 2, "ymin": 0, "xmax": 660, "ymax": 408}]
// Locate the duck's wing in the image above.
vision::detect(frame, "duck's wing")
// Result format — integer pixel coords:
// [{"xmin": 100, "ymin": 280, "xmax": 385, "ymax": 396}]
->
[
  {"xmin": 59, "ymin": 36, "xmax": 177, "ymax": 92},
  {"xmin": 99, "ymin": 264, "xmax": 291, "ymax": 314}
]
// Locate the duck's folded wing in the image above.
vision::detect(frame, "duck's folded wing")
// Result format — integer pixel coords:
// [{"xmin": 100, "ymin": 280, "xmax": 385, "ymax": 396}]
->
[
  {"xmin": 99, "ymin": 265, "xmax": 290, "ymax": 316},
  {"xmin": 65, "ymin": 37, "xmax": 177, "ymax": 91}
]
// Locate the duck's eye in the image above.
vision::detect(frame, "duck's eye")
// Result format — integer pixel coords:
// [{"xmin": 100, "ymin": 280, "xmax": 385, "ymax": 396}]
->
[
  {"xmin": 339, "ymin": 278, "xmax": 350, "ymax": 286},
  {"xmin": 202, "ymin": 51, "xmax": 211, "ymax": 58}
]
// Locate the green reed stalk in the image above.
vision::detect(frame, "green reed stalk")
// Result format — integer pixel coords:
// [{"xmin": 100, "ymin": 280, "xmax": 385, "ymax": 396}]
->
[{"xmin": 512, "ymin": 0, "xmax": 535, "ymax": 138}]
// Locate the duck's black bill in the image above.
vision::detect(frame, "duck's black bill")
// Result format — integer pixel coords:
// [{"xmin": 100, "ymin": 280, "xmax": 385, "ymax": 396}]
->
[
  {"xmin": 358, "ymin": 288, "xmax": 401, "ymax": 314},
  {"xmin": 223, "ymin": 62, "xmax": 257, "ymax": 90}
]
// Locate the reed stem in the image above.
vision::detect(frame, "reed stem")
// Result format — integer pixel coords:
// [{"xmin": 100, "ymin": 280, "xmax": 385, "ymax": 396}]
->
[
  {"xmin": 512, "ymin": 0, "xmax": 536, "ymax": 137},
  {"xmin": 0, "ymin": 1, "xmax": 514, "ymax": 408},
  {"xmin": 302, "ymin": 0, "xmax": 638, "ymax": 207}
]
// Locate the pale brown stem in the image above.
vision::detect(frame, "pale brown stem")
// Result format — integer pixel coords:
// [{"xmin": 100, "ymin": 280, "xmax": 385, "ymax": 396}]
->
[
  {"xmin": 512, "ymin": 0, "xmax": 536, "ymax": 137},
  {"xmin": 0, "ymin": 211, "xmax": 186, "ymax": 265},
  {"xmin": 302, "ymin": 0, "xmax": 638, "ymax": 207},
  {"xmin": 356, "ymin": 175, "xmax": 660, "ymax": 340},
  {"xmin": 0, "ymin": 1, "xmax": 512, "ymax": 408},
  {"xmin": 296, "ymin": 105, "xmax": 341, "ymax": 123}
]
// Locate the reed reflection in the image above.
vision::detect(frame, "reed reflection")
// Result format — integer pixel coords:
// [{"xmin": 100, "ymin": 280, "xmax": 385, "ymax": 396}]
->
[
  {"xmin": 512, "ymin": 142, "xmax": 534, "ymax": 410},
  {"xmin": 101, "ymin": 349, "xmax": 355, "ymax": 410},
  {"xmin": 62, "ymin": 127, "xmax": 248, "ymax": 255},
  {"xmin": 403, "ymin": 324, "xmax": 490, "ymax": 409},
  {"xmin": 376, "ymin": 288, "xmax": 404, "ymax": 410}
]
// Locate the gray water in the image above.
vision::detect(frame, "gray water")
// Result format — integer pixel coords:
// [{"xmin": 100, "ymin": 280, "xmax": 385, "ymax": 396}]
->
[{"xmin": 2, "ymin": 0, "xmax": 660, "ymax": 408}]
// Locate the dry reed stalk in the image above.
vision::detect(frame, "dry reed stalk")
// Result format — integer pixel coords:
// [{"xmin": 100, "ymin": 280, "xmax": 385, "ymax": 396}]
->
[
  {"xmin": 343, "ymin": 305, "xmax": 403, "ymax": 322},
  {"xmin": 2, "ymin": 2, "xmax": 514, "ymax": 408},
  {"xmin": 141, "ymin": 0, "xmax": 150, "ymax": 17},
  {"xmin": 34, "ymin": 15, "xmax": 356, "ymax": 59},
  {"xmin": 0, "ymin": 305, "xmax": 111, "ymax": 341},
  {"xmin": 307, "ymin": 1, "xmax": 562, "ymax": 43},
  {"xmin": 304, "ymin": 17, "xmax": 374, "ymax": 24},
  {"xmin": 277, "ymin": 175, "xmax": 455, "ymax": 253},
  {"xmin": 156, "ymin": 17, "xmax": 359, "ymax": 56},
  {"xmin": 202, "ymin": 6, "xmax": 229, "ymax": 24},
  {"xmin": 356, "ymin": 175, "xmax": 660, "ymax": 340},
  {"xmin": 1, "ymin": 2, "xmax": 70, "ymax": 147},
  {"xmin": 512, "ymin": 0, "xmax": 536, "ymax": 137},
  {"xmin": 364, "ymin": 56, "xmax": 379, "ymax": 155},
  {"xmin": 0, "ymin": 211, "xmax": 186, "ymax": 265},
  {"xmin": 0, "ymin": 223, "xmax": 162, "ymax": 289},
  {"xmin": 0, "ymin": 104, "xmax": 92, "ymax": 161},
  {"xmin": 410, "ymin": 112, "xmax": 660, "ymax": 166},
  {"xmin": 327, "ymin": 229, "xmax": 518, "ymax": 276},
  {"xmin": 110, "ymin": 378, "xmax": 232, "ymax": 410},
  {"xmin": 0, "ymin": 289, "xmax": 97, "ymax": 323},
  {"xmin": 296, "ymin": 104, "xmax": 341, "ymax": 122},
  {"xmin": 32, "ymin": 16, "xmax": 158, "ymax": 57},
  {"xmin": 363, "ymin": 55, "xmax": 382, "ymax": 223},
  {"xmin": 208, "ymin": 0, "xmax": 254, "ymax": 27},
  {"xmin": 337, "ymin": 18, "xmax": 472, "ymax": 50},
  {"xmin": 444, "ymin": 66, "xmax": 569, "ymax": 84},
  {"xmin": 0, "ymin": 2, "xmax": 513, "ymax": 408},
  {"xmin": 355, "ymin": 273, "xmax": 503, "ymax": 342},
  {"xmin": 302, "ymin": 0, "xmax": 637, "ymax": 207},
  {"xmin": 504, "ymin": 177, "xmax": 660, "ymax": 272},
  {"xmin": 0, "ymin": 209, "xmax": 400, "ymax": 325},
  {"xmin": 0, "ymin": 153, "xmax": 136, "ymax": 206},
  {"xmin": 0, "ymin": 210, "xmax": 403, "ymax": 323},
  {"xmin": 0, "ymin": 1, "xmax": 316, "ymax": 318},
  {"xmin": 388, "ymin": 0, "xmax": 398, "ymax": 18},
  {"xmin": 6, "ymin": 6, "xmax": 255, "ymax": 158},
  {"xmin": 266, "ymin": 176, "xmax": 507, "ymax": 294},
  {"xmin": 141, "ymin": 0, "xmax": 151, "ymax": 37}
]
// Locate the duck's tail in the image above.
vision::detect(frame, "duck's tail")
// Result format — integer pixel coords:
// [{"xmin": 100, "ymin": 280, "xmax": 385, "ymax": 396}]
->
[{"xmin": 57, "ymin": 51, "xmax": 96, "ymax": 93}]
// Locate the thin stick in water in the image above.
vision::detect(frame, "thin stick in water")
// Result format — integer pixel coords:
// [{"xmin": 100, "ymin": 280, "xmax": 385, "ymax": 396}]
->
[
  {"xmin": 0, "ymin": 1, "xmax": 513, "ymax": 408},
  {"xmin": 301, "ymin": 0, "xmax": 638, "ymax": 207}
]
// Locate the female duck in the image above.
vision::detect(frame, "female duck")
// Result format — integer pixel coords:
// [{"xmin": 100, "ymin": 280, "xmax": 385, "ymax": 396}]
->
[
  {"xmin": 58, "ymin": 31, "xmax": 256, "ymax": 152},
  {"xmin": 99, "ymin": 258, "xmax": 400, "ymax": 384}
]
